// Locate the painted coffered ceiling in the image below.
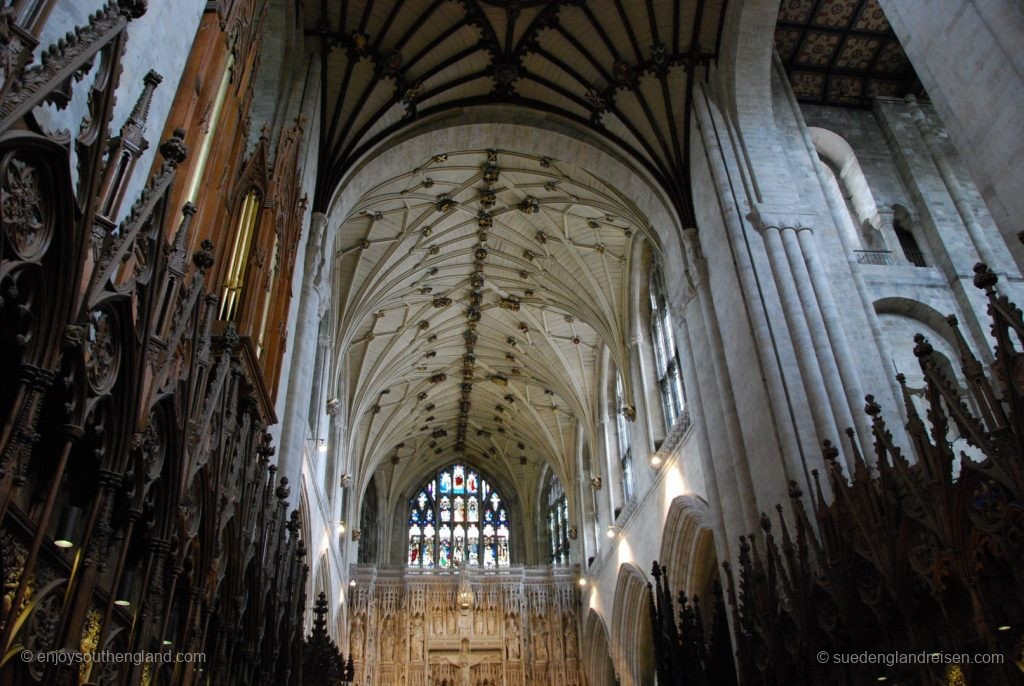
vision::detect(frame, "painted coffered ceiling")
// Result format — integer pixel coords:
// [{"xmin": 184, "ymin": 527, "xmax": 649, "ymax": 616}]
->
[
  {"xmin": 304, "ymin": 0, "xmax": 726, "ymax": 225},
  {"xmin": 774, "ymin": 0, "xmax": 924, "ymax": 106},
  {"xmin": 331, "ymin": 149, "xmax": 655, "ymax": 491}
]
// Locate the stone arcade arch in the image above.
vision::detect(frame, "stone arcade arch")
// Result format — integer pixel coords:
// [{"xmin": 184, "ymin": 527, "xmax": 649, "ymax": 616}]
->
[
  {"xmin": 610, "ymin": 563, "xmax": 654, "ymax": 686},
  {"xmin": 583, "ymin": 609, "xmax": 616, "ymax": 686},
  {"xmin": 658, "ymin": 495, "xmax": 718, "ymax": 602}
]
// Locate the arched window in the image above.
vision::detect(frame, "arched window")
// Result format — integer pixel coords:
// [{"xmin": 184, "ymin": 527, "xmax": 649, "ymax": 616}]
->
[
  {"xmin": 546, "ymin": 473, "xmax": 570, "ymax": 565},
  {"xmin": 894, "ymin": 219, "xmax": 928, "ymax": 267},
  {"xmin": 615, "ymin": 373, "xmax": 634, "ymax": 502},
  {"xmin": 407, "ymin": 464, "xmax": 509, "ymax": 569},
  {"xmin": 649, "ymin": 267, "xmax": 686, "ymax": 428}
]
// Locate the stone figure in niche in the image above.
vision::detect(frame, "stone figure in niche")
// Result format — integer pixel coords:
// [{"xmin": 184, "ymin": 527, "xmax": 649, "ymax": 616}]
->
[
  {"xmin": 438, "ymin": 638, "xmax": 486, "ymax": 686},
  {"xmin": 565, "ymin": 614, "xmax": 578, "ymax": 658},
  {"xmin": 533, "ymin": 615, "xmax": 549, "ymax": 661},
  {"xmin": 505, "ymin": 614, "xmax": 520, "ymax": 661},
  {"xmin": 473, "ymin": 607, "xmax": 484, "ymax": 634},
  {"xmin": 411, "ymin": 614, "xmax": 425, "ymax": 661},
  {"xmin": 381, "ymin": 616, "xmax": 395, "ymax": 662},
  {"xmin": 433, "ymin": 610, "xmax": 443, "ymax": 635},
  {"xmin": 351, "ymin": 615, "xmax": 365, "ymax": 662},
  {"xmin": 486, "ymin": 607, "xmax": 497, "ymax": 634},
  {"xmin": 447, "ymin": 608, "xmax": 457, "ymax": 634}
]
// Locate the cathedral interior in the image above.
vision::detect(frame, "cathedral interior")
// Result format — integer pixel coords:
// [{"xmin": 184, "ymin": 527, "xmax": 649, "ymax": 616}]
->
[{"xmin": 1, "ymin": 1, "xmax": 1023, "ymax": 685}]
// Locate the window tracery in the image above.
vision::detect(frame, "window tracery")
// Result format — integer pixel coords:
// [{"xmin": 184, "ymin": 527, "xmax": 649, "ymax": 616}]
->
[
  {"xmin": 408, "ymin": 464, "xmax": 509, "ymax": 569},
  {"xmin": 546, "ymin": 474, "xmax": 570, "ymax": 566},
  {"xmin": 649, "ymin": 266, "xmax": 686, "ymax": 429}
]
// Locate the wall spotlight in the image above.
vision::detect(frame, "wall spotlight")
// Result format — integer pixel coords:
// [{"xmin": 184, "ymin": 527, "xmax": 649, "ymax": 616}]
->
[
  {"xmin": 54, "ymin": 505, "xmax": 82, "ymax": 549},
  {"xmin": 578, "ymin": 577, "xmax": 587, "ymax": 588},
  {"xmin": 649, "ymin": 453, "xmax": 664, "ymax": 468},
  {"xmin": 114, "ymin": 570, "xmax": 138, "ymax": 607},
  {"xmin": 997, "ymin": 624, "xmax": 1012, "ymax": 631},
  {"xmin": 337, "ymin": 521, "xmax": 346, "ymax": 535},
  {"xmin": 349, "ymin": 579, "xmax": 357, "ymax": 587},
  {"xmin": 606, "ymin": 525, "xmax": 618, "ymax": 539},
  {"xmin": 317, "ymin": 439, "xmax": 328, "ymax": 454}
]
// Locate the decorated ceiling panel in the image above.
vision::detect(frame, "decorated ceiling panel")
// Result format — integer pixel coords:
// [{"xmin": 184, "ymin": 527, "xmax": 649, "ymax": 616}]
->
[
  {"xmin": 774, "ymin": 0, "xmax": 925, "ymax": 106},
  {"xmin": 305, "ymin": 0, "xmax": 727, "ymax": 224},
  {"xmin": 331, "ymin": 149, "xmax": 654, "ymax": 492}
]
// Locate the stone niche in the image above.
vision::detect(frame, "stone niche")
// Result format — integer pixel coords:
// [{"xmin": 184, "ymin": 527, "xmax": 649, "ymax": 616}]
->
[{"xmin": 347, "ymin": 565, "xmax": 583, "ymax": 686}]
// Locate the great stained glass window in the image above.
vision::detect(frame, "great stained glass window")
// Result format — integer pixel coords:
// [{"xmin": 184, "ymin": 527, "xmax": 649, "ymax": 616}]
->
[{"xmin": 408, "ymin": 464, "xmax": 510, "ymax": 569}]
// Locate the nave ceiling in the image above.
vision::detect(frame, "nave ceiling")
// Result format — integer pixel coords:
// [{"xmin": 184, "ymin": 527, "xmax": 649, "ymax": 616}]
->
[
  {"xmin": 304, "ymin": 0, "xmax": 727, "ymax": 224},
  {"xmin": 332, "ymin": 149, "xmax": 657, "ymax": 498}
]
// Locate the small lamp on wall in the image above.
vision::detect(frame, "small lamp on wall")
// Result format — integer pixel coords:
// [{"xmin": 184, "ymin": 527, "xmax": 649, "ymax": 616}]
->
[
  {"xmin": 317, "ymin": 438, "xmax": 328, "ymax": 454},
  {"xmin": 54, "ymin": 505, "xmax": 82, "ymax": 549},
  {"xmin": 650, "ymin": 452, "xmax": 665, "ymax": 469},
  {"xmin": 114, "ymin": 570, "xmax": 138, "ymax": 607}
]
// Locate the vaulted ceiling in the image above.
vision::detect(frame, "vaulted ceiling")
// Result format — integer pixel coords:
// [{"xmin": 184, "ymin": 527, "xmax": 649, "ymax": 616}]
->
[
  {"xmin": 774, "ymin": 0, "xmax": 924, "ymax": 106},
  {"xmin": 305, "ymin": 0, "xmax": 727, "ymax": 225},
  {"xmin": 332, "ymin": 148, "xmax": 655, "ymax": 491}
]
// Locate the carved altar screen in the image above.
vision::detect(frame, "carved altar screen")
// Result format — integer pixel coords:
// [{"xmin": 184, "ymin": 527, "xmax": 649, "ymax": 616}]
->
[
  {"xmin": 408, "ymin": 464, "xmax": 510, "ymax": 569},
  {"xmin": 348, "ymin": 566, "xmax": 583, "ymax": 686}
]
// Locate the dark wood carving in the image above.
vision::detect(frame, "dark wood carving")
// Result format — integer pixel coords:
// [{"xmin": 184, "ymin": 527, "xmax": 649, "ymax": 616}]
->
[
  {"xmin": 652, "ymin": 263, "xmax": 1024, "ymax": 685},
  {"xmin": 303, "ymin": 591, "xmax": 355, "ymax": 686},
  {"xmin": 648, "ymin": 561, "xmax": 738, "ymax": 686},
  {"xmin": 0, "ymin": 3, "xmax": 311, "ymax": 685}
]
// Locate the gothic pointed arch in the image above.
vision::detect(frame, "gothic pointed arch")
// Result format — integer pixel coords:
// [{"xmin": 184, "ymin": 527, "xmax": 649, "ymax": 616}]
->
[
  {"xmin": 583, "ymin": 609, "xmax": 616, "ymax": 686},
  {"xmin": 659, "ymin": 495, "xmax": 717, "ymax": 603},
  {"xmin": 610, "ymin": 562, "xmax": 654, "ymax": 686}
]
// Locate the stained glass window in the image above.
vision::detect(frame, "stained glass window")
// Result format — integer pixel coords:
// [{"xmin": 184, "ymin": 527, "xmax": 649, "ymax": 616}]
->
[
  {"xmin": 650, "ymin": 264, "xmax": 686, "ymax": 428},
  {"xmin": 407, "ymin": 464, "xmax": 510, "ymax": 568},
  {"xmin": 546, "ymin": 473, "xmax": 570, "ymax": 565}
]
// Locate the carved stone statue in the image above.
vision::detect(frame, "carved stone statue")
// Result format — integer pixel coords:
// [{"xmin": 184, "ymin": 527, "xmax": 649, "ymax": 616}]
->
[
  {"xmin": 473, "ymin": 607, "xmax": 484, "ymax": 634},
  {"xmin": 351, "ymin": 615, "xmax": 364, "ymax": 662},
  {"xmin": 486, "ymin": 607, "xmax": 497, "ymax": 634},
  {"xmin": 433, "ymin": 610, "xmax": 443, "ymax": 635},
  {"xmin": 533, "ymin": 615, "xmax": 548, "ymax": 661},
  {"xmin": 438, "ymin": 638, "xmax": 486, "ymax": 686},
  {"xmin": 565, "ymin": 614, "xmax": 578, "ymax": 658},
  {"xmin": 381, "ymin": 616, "xmax": 395, "ymax": 662},
  {"xmin": 411, "ymin": 614, "xmax": 424, "ymax": 661},
  {"xmin": 505, "ymin": 614, "xmax": 520, "ymax": 661}
]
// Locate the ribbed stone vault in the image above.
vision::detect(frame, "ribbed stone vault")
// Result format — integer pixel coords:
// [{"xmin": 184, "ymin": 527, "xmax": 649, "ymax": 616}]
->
[
  {"xmin": 304, "ymin": 0, "xmax": 726, "ymax": 225},
  {"xmin": 331, "ymin": 148, "xmax": 657, "ymax": 496}
]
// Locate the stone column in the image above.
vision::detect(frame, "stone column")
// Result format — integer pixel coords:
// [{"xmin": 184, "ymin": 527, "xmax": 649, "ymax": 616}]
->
[
  {"xmin": 778, "ymin": 69, "xmax": 906, "ymax": 423},
  {"xmin": 794, "ymin": 227, "xmax": 874, "ymax": 453},
  {"xmin": 692, "ymin": 85, "xmax": 814, "ymax": 512},
  {"xmin": 278, "ymin": 211, "xmax": 330, "ymax": 500},
  {"xmin": 681, "ymin": 228, "xmax": 758, "ymax": 530},
  {"xmin": 755, "ymin": 216, "xmax": 846, "ymax": 467},
  {"xmin": 906, "ymin": 96, "xmax": 1002, "ymax": 271},
  {"xmin": 670, "ymin": 297, "xmax": 735, "ymax": 565}
]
